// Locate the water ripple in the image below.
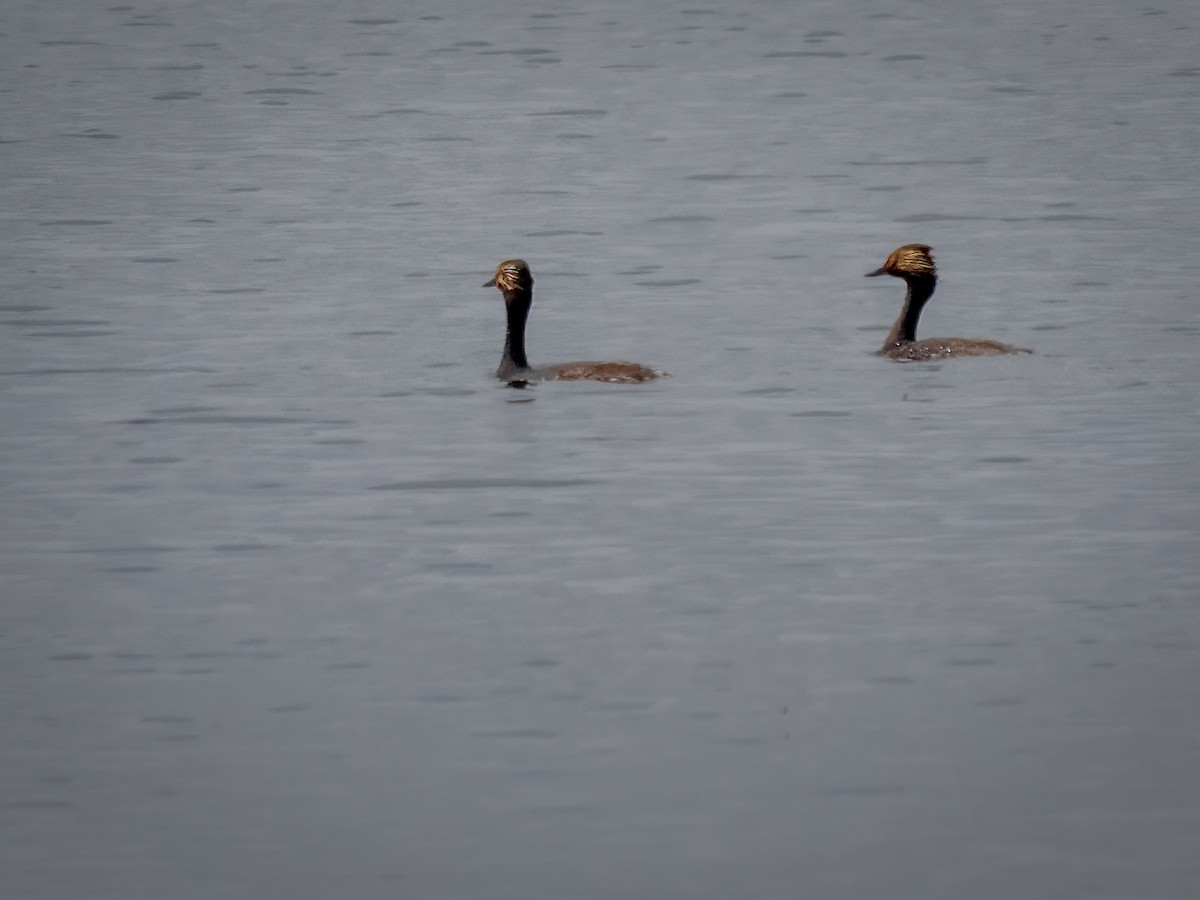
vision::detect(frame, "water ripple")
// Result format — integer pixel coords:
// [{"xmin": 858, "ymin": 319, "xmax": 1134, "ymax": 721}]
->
[{"xmin": 369, "ymin": 478, "xmax": 599, "ymax": 491}]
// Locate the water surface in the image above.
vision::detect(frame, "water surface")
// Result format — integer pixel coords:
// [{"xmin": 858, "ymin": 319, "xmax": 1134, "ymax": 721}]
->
[{"xmin": 2, "ymin": 1, "xmax": 1199, "ymax": 898}]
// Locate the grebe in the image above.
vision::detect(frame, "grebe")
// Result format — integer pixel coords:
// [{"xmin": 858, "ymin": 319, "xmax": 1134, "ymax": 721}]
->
[
  {"xmin": 484, "ymin": 259, "xmax": 665, "ymax": 384},
  {"xmin": 866, "ymin": 244, "xmax": 1031, "ymax": 360}
]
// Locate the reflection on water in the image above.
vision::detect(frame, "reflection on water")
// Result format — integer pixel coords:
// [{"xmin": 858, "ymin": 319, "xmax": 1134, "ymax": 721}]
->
[{"xmin": 3, "ymin": 0, "xmax": 1200, "ymax": 898}]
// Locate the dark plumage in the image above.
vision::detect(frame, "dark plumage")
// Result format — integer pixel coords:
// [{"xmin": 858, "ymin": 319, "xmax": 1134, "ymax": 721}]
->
[
  {"xmin": 484, "ymin": 259, "xmax": 665, "ymax": 384},
  {"xmin": 866, "ymin": 244, "xmax": 1031, "ymax": 360}
]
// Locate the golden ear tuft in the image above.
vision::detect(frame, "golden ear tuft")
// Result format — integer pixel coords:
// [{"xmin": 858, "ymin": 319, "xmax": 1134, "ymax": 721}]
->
[
  {"xmin": 886, "ymin": 244, "xmax": 936, "ymax": 277},
  {"xmin": 487, "ymin": 259, "xmax": 533, "ymax": 292}
]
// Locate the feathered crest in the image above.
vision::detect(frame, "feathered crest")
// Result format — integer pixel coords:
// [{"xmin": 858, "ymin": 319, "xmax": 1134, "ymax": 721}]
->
[
  {"xmin": 485, "ymin": 259, "xmax": 534, "ymax": 292},
  {"xmin": 881, "ymin": 244, "xmax": 936, "ymax": 278}
]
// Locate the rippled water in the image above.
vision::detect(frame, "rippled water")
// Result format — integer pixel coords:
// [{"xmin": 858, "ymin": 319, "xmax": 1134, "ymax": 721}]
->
[{"xmin": 3, "ymin": 1, "xmax": 1199, "ymax": 898}]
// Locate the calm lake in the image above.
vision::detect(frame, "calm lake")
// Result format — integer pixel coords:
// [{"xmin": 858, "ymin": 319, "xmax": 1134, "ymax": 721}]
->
[{"xmin": 2, "ymin": 1, "xmax": 1199, "ymax": 898}]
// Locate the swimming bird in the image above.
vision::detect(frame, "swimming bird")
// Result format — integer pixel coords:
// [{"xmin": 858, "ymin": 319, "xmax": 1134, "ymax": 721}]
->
[
  {"xmin": 866, "ymin": 244, "xmax": 1031, "ymax": 360},
  {"xmin": 484, "ymin": 259, "xmax": 665, "ymax": 383}
]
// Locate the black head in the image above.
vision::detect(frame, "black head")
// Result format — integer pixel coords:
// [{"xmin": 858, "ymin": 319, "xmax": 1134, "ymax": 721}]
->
[
  {"xmin": 484, "ymin": 259, "xmax": 534, "ymax": 293},
  {"xmin": 866, "ymin": 244, "xmax": 937, "ymax": 280}
]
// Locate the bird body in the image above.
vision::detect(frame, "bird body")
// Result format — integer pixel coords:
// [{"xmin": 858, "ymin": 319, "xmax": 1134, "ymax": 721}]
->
[
  {"xmin": 484, "ymin": 259, "xmax": 664, "ymax": 384},
  {"xmin": 867, "ymin": 244, "xmax": 1030, "ymax": 360},
  {"xmin": 882, "ymin": 336, "xmax": 1023, "ymax": 361}
]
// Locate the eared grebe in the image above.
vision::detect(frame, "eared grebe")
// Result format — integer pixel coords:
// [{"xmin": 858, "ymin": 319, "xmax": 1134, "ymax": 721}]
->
[
  {"xmin": 484, "ymin": 259, "xmax": 665, "ymax": 383},
  {"xmin": 866, "ymin": 244, "xmax": 1031, "ymax": 360}
]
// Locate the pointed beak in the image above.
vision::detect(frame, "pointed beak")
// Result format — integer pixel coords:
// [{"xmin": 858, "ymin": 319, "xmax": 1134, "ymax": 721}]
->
[
  {"xmin": 483, "ymin": 277, "xmax": 497, "ymax": 288},
  {"xmin": 866, "ymin": 266, "xmax": 887, "ymax": 277}
]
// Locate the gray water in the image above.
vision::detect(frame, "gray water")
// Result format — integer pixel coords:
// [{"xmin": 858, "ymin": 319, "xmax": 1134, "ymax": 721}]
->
[{"xmin": 3, "ymin": 1, "xmax": 1199, "ymax": 898}]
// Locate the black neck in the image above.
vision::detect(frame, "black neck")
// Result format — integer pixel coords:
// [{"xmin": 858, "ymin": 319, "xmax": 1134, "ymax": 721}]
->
[
  {"xmin": 883, "ymin": 274, "xmax": 937, "ymax": 347},
  {"xmin": 499, "ymin": 289, "xmax": 531, "ymax": 377}
]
